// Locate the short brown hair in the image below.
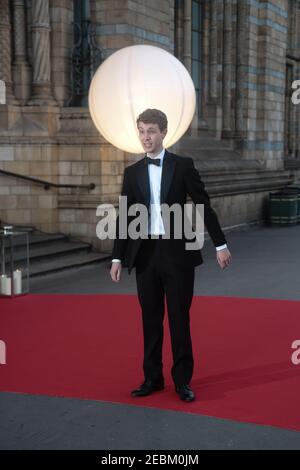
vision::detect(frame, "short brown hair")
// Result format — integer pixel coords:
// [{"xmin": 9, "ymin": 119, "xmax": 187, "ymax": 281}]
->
[{"xmin": 136, "ymin": 108, "xmax": 168, "ymax": 132}]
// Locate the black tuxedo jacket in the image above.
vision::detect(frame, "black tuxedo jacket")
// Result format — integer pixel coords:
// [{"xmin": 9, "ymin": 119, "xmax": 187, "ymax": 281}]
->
[{"xmin": 112, "ymin": 149, "xmax": 226, "ymax": 274}]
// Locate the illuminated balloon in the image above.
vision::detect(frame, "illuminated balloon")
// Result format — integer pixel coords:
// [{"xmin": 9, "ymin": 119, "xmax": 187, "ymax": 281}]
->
[{"xmin": 88, "ymin": 44, "xmax": 196, "ymax": 153}]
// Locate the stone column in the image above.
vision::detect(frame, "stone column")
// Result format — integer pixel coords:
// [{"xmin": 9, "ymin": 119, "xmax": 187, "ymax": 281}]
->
[
  {"xmin": 183, "ymin": 0, "xmax": 192, "ymax": 73},
  {"xmin": 222, "ymin": 0, "xmax": 232, "ymax": 137},
  {"xmin": 199, "ymin": 0, "xmax": 209, "ymax": 123},
  {"xmin": 183, "ymin": 0, "xmax": 197, "ymax": 134},
  {"xmin": 12, "ymin": 0, "xmax": 31, "ymax": 105},
  {"xmin": 50, "ymin": 0, "xmax": 73, "ymax": 106},
  {"xmin": 209, "ymin": 0, "xmax": 218, "ymax": 102},
  {"xmin": 0, "ymin": 0, "xmax": 16, "ymax": 103},
  {"xmin": 235, "ymin": 0, "xmax": 247, "ymax": 139},
  {"xmin": 205, "ymin": 0, "xmax": 222, "ymax": 137},
  {"xmin": 29, "ymin": 0, "xmax": 56, "ymax": 105},
  {"xmin": 174, "ymin": 0, "xmax": 184, "ymax": 61}
]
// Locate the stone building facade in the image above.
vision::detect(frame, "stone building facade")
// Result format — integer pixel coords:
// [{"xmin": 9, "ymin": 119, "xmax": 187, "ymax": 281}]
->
[{"xmin": 0, "ymin": 0, "xmax": 299, "ymax": 253}]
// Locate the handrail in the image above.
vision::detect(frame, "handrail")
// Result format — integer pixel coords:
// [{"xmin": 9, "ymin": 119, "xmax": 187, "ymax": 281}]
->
[
  {"xmin": 0, "ymin": 169, "xmax": 95, "ymax": 190},
  {"xmin": 286, "ymin": 54, "xmax": 300, "ymax": 62}
]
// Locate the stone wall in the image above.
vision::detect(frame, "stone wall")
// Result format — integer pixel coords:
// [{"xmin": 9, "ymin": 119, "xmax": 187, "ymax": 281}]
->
[{"xmin": 0, "ymin": 0, "xmax": 300, "ymax": 254}]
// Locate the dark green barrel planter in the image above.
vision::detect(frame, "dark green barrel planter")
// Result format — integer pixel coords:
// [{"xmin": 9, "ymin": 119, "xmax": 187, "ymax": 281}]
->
[
  {"xmin": 269, "ymin": 189, "xmax": 299, "ymax": 226},
  {"xmin": 280, "ymin": 187, "xmax": 300, "ymax": 224}
]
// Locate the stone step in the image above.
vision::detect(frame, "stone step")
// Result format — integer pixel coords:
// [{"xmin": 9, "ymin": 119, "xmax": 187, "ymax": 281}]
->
[
  {"xmin": 1, "ymin": 228, "xmax": 110, "ymax": 277},
  {"xmin": 180, "ymin": 135, "xmax": 234, "ymax": 150},
  {"xmin": 28, "ymin": 251, "xmax": 110, "ymax": 277},
  {"xmin": 4, "ymin": 239, "xmax": 92, "ymax": 264},
  {"xmin": 1, "ymin": 232, "xmax": 68, "ymax": 249}
]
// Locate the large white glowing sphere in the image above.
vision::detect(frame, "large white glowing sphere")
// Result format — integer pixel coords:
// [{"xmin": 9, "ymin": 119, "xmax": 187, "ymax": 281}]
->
[{"xmin": 88, "ymin": 45, "xmax": 196, "ymax": 153}]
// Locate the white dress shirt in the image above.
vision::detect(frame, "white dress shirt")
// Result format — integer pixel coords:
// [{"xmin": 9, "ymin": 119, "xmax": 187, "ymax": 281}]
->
[
  {"xmin": 147, "ymin": 147, "xmax": 166, "ymax": 235},
  {"xmin": 112, "ymin": 148, "xmax": 227, "ymax": 262}
]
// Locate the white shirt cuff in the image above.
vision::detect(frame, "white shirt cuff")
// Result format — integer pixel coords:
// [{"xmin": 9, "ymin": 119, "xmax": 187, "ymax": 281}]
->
[
  {"xmin": 216, "ymin": 244, "xmax": 227, "ymax": 251},
  {"xmin": 111, "ymin": 259, "xmax": 122, "ymax": 263}
]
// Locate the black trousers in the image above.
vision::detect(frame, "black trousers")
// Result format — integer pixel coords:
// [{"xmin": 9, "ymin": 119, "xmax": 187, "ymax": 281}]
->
[{"xmin": 135, "ymin": 236, "xmax": 195, "ymax": 386}]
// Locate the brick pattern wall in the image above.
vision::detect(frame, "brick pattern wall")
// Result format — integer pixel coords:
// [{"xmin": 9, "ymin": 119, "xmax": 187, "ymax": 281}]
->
[{"xmin": 0, "ymin": 142, "xmax": 59, "ymax": 233}]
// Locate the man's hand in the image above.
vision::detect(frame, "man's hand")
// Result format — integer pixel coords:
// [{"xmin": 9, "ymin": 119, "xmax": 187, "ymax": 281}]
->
[
  {"xmin": 110, "ymin": 262, "xmax": 122, "ymax": 282},
  {"xmin": 216, "ymin": 248, "xmax": 232, "ymax": 270}
]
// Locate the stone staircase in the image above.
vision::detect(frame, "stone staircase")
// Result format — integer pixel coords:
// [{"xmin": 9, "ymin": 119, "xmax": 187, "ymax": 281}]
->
[
  {"xmin": 1, "ymin": 225, "xmax": 111, "ymax": 277},
  {"xmin": 178, "ymin": 135, "xmax": 242, "ymax": 164}
]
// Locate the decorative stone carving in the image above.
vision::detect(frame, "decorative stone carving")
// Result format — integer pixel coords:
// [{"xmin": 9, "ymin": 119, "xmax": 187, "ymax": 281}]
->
[
  {"xmin": 29, "ymin": 0, "xmax": 56, "ymax": 105},
  {"xmin": 12, "ymin": 0, "xmax": 31, "ymax": 104},
  {"xmin": 222, "ymin": 0, "xmax": 232, "ymax": 136}
]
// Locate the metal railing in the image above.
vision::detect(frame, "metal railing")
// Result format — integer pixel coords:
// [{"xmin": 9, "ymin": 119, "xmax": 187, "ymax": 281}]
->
[{"xmin": 0, "ymin": 169, "xmax": 95, "ymax": 191}]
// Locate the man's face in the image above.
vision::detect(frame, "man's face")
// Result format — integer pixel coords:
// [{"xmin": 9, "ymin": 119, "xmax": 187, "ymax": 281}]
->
[{"xmin": 137, "ymin": 122, "xmax": 167, "ymax": 154}]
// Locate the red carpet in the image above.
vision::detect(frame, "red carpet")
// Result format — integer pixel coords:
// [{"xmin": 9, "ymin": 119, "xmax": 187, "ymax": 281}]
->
[{"xmin": 0, "ymin": 294, "xmax": 300, "ymax": 432}]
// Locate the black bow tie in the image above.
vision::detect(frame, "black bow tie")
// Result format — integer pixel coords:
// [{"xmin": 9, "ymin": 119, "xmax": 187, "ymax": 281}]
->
[{"xmin": 144, "ymin": 156, "xmax": 161, "ymax": 167}]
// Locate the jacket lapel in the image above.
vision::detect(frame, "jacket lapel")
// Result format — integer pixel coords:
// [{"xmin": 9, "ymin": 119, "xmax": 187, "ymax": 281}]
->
[
  {"xmin": 136, "ymin": 157, "xmax": 150, "ymax": 206},
  {"xmin": 160, "ymin": 149, "xmax": 176, "ymax": 204},
  {"xmin": 136, "ymin": 148, "xmax": 176, "ymax": 206}
]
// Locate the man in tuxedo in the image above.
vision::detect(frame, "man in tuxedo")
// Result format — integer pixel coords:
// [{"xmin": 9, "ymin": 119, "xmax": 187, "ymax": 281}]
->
[{"xmin": 110, "ymin": 109, "xmax": 231, "ymax": 402}]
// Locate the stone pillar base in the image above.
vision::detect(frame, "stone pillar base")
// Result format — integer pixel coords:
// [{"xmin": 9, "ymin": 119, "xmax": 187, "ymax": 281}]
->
[
  {"xmin": 0, "ymin": 104, "xmax": 21, "ymax": 132},
  {"xmin": 28, "ymin": 83, "xmax": 57, "ymax": 106},
  {"xmin": 234, "ymin": 130, "xmax": 247, "ymax": 140},
  {"xmin": 12, "ymin": 62, "xmax": 31, "ymax": 105},
  {"xmin": 1, "ymin": 83, "xmax": 19, "ymax": 106},
  {"xmin": 221, "ymin": 129, "xmax": 234, "ymax": 139},
  {"xmin": 206, "ymin": 103, "xmax": 223, "ymax": 139}
]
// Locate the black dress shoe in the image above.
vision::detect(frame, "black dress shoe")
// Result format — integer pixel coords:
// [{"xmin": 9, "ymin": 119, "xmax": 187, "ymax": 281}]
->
[
  {"xmin": 131, "ymin": 379, "xmax": 164, "ymax": 397},
  {"xmin": 175, "ymin": 384, "xmax": 195, "ymax": 402}
]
